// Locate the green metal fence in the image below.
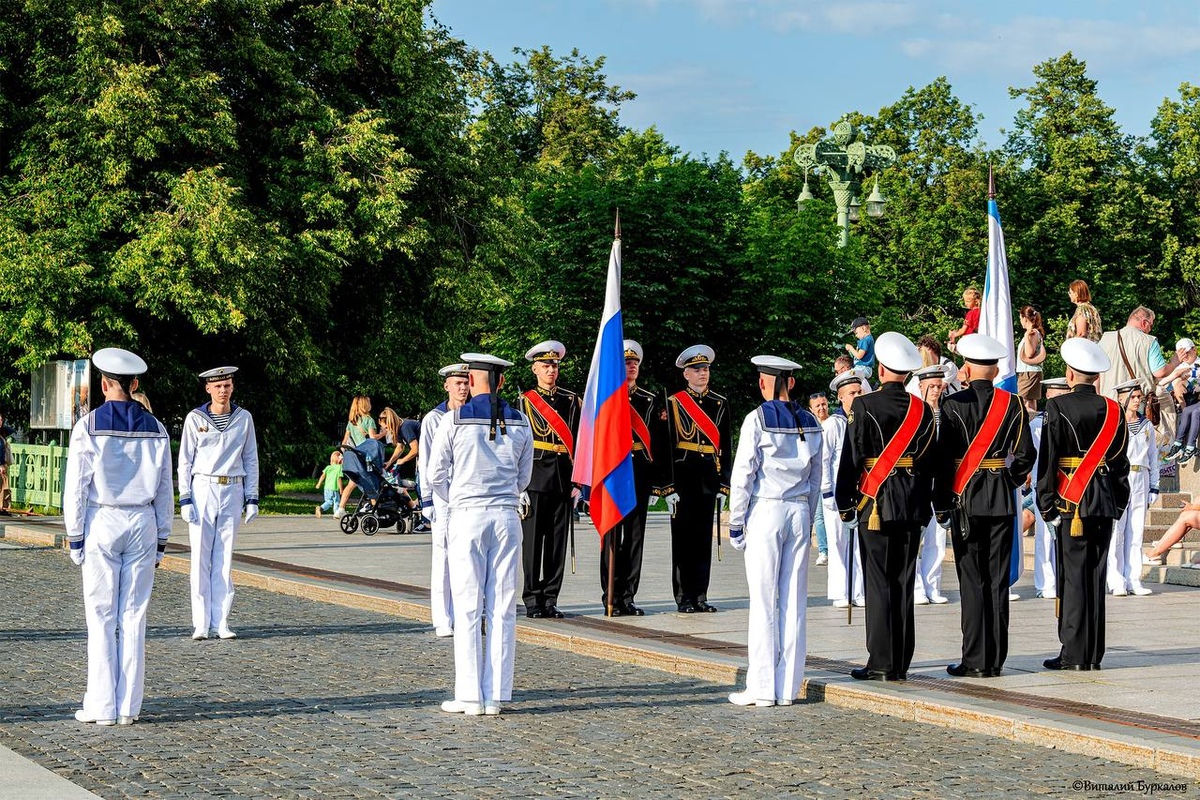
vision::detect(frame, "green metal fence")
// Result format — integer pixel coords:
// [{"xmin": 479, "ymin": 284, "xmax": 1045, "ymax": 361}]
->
[{"xmin": 8, "ymin": 442, "xmax": 69, "ymax": 509}]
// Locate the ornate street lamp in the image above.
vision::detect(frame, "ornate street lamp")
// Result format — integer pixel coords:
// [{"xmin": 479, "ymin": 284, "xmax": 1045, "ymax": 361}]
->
[{"xmin": 793, "ymin": 121, "xmax": 896, "ymax": 246}]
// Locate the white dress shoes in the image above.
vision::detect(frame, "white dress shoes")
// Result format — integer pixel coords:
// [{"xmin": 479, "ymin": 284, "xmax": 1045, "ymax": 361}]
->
[
  {"xmin": 914, "ymin": 594, "xmax": 930, "ymax": 605},
  {"xmin": 118, "ymin": 716, "xmax": 136, "ymax": 726},
  {"xmin": 832, "ymin": 599, "xmax": 850, "ymax": 609},
  {"xmin": 434, "ymin": 627, "xmax": 453, "ymax": 638},
  {"xmin": 217, "ymin": 627, "xmax": 238, "ymax": 639},
  {"xmin": 728, "ymin": 691, "xmax": 774, "ymax": 707},
  {"xmin": 483, "ymin": 703, "xmax": 502, "ymax": 716},
  {"xmin": 75, "ymin": 709, "xmax": 115, "ymax": 726},
  {"xmin": 1111, "ymin": 588, "xmax": 1128, "ymax": 597},
  {"xmin": 929, "ymin": 594, "xmax": 949, "ymax": 604},
  {"xmin": 192, "ymin": 627, "xmax": 209, "ymax": 641},
  {"xmin": 440, "ymin": 700, "xmax": 484, "ymax": 715}
]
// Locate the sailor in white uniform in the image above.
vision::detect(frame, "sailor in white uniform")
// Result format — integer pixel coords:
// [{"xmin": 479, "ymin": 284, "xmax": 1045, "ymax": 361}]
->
[
  {"xmin": 728, "ymin": 356, "xmax": 823, "ymax": 707},
  {"xmin": 418, "ymin": 362, "xmax": 471, "ymax": 638},
  {"xmin": 65, "ymin": 348, "xmax": 174, "ymax": 726},
  {"xmin": 912, "ymin": 362, "xmax": 954, "ymax": 605},
  {"xmin": 428, "ymin": 353, "xmax": 533, "ymax": 716},
  {"xmin": 178, "ymin": 366, "xmax": 260, "ymax": 641},
  {"xmin": 1108, "ymin": 379, "xmax": 1159, "ymax": 596},
  {"xmin": 824, "ymin": 370, "xmax": 865, "ymax": 607},
  {"xmin": 1030, "ymin": 377, "xmax": 1068, "ymax": 599}
]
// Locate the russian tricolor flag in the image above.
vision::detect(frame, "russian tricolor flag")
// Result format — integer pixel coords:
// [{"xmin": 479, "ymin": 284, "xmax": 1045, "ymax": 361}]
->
[
  {"xmin": 979, "ymin": 167, "xmax": 1023, "ymax": 586},
  {"xmin": 572, "ymin": 215, "xmax": 637, "ymax": 538}
]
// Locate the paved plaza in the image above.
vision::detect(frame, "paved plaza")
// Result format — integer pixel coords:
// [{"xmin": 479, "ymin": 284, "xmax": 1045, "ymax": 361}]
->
[{"xmin": 0, "ymin": 545, "xmax": 1186, "ymax": 798}]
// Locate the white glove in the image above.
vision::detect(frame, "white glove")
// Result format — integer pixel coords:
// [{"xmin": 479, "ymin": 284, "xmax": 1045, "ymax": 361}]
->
[
  {"xmin": 181, "ymin": 501, "xmax": 199, "ymax": 525},
  {"xmin": 424, "ymin": 505, "xmax": 437, "ymax": 525},
  {"xmin": 843, "ymin": 515, "xmax": 859, "ymax": 531},
  {"xmin": 729, "ymin": 527, "xmax": 746, "ymax": 551},
  {"xmin": 244, "ymin": 502, "xmax": 258, "ymax": 525},
  {"xmin": 519, "ymin": 491, "xmax": 531, "ymax": 519},
  {"xmin": 716, "ymin": 494, "xmax": 727, "ymax": 513},
  {"xmin": 1046, "ymin": 515, "xmax": 1062, "ymax": 529},
  {"xmin": 664, "ymin": 493, "xmax": 681, "ymax": 515},
  {"xmin": 571, "ymin": 487, "xmax": 583, "ymax": 507},
  {"xmin": 69, "ymin": 546, "xmax": 84, "ymax": 566}
]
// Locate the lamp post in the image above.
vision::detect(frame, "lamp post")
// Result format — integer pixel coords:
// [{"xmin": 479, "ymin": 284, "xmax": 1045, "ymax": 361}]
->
[{"xmin": 794, "ymin": 121, "xmax": 896, "ymax": 247}]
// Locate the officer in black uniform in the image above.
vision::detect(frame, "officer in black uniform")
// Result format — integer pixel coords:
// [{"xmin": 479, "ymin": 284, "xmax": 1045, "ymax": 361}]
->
[
  {"xmin": 600, "ymin": 340, "xmax": 669, "ymax": 616},
  {"xmin": 836, "ymin": 332, "xmax": 937, "ymax": 681},
  {"xmin": 519, "ymin": 340, "xmax": 581, "ymax": 619},
  {"xmin": 662, "ymin": 345, "xmax": 731, "ymax": 613},
  {"xmin": 1037, "ymin": 338, "xmax": 1130, "ymax": 671},
  {"xmin": 934, "ymin": 334, "xmax": 1036, "ymax": 678}
]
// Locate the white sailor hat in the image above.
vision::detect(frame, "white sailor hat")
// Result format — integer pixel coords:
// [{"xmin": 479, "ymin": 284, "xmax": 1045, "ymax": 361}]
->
[
  {"xmin": 624, "ymin": 340, "xmax": 643, "ymax": 362},
  {"xmin": 676, "ymin": 345, "xmax": 715, "ymax": 369},
  {"xmin": 1113, "ymin": 378, "xmax": 1142, "ymax": 395},
  {"xmin": 199, "ymin": 366, "xmax": 238, "ymax": 383},
  {"xmin": 751, "ymin": 355, "xmax": 801, "ymax": 375},
  {"xmin": 957, "ymin": 333, "xmax": 1006, "ymax": 366},
  {"xmin": 92, "ymin": 347, "xmax": 147, "ymax": 378},
  {"xmin": 1041, "ymin": 376, "xmax": 1069, "ymax": 390},
  {"xmin": 461, "ymin": 353, "xmax": 514, "ymax": 370},
  {"xmin": 830, "ymin": 370, "xmax": 862, "ymax": 393},
  {"xmin": 914, "ymin": 362, "xmax": 954, "ymax": 382},
  {"xmin": 1061, "ymin": 338, "xmax": 1110, "ymax": 375},
  {"xmin": 438, "ymin": 363, "xmax": 470, "ymax": 378},
  {"xmin": 525, "ymin": 340, "xmax": 566, "ymax": 364},
  {"xmin": 875, "ymin": 332, "xmax": 922, "ymax": 373},
  {"xmin": 1177, "ymin": 338, "xmax": 1195, "ymax": 352}
]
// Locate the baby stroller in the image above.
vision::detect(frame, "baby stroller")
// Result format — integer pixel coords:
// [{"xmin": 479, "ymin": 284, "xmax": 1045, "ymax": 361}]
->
[{"xmin": 338, "ymin": 438, "xmax": 416, "ymax": 535}]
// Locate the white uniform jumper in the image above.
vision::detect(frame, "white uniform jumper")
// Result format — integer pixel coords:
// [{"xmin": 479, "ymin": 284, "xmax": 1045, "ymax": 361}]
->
[
  {"xmin": 729, "ymin": 401, "xmax": 823, "ymax": 703},
  {"xmin": 427, "ymin": 394, "xmax": 533, "ymax": 705},
  {"xmin": 914, "ymin": 409, "xmax": 948, "ymax": 603},
  {"xmin": 419, "ymin": 401, "xmax": 454, "ymax": 634},
  {"xmin": 1028, "ymin": 412, "xmax": 1057, "ymax": 598},
  {"xmin": 64, "ymin": 400, "xmax": 174, "ymax": 721},
  {"xmin": 1108, "ymin": 417, "xmax": 1158, "ymax": 594},
  {"xmin": 822, "ymin": 411, "xmax": 864, "ymax": 604},
  {"xmin": 178, "ymin": 403, "xmax": 260, "ymax": 633}
]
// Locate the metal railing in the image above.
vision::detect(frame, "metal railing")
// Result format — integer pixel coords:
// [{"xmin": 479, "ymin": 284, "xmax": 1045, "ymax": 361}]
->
[{"xmin": 7, "ymin": 442, "xmax": 68, "ymax": 509}]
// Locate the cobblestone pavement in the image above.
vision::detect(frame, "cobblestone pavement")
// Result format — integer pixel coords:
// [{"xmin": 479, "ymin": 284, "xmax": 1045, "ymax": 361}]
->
[{"xmin": 0, "ymin": 547, "xmax": 1177, "ymax": 798}]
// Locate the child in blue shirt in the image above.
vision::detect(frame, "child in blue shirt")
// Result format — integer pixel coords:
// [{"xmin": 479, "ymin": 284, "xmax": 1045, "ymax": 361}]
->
[{"xmin": 845, "ymin": 317, "xmax": 875, "ymax": 371}]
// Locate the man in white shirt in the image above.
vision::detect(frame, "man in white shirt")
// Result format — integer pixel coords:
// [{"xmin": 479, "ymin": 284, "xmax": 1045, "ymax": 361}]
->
[
  {"xmin": 418, "ymin": 362, "xmax": 471, "ymax": 638},
  {"xmin": 178, "ymin": 366, "xmax": 260, "ymax": 641},
  {"xmin": 727, "ymin": 356, "xmax": 823, "ymax": 707},
  {"xmin": 65, "ymin": 348, "xmax": 174, "ymax": 726},
  {"xmin": 428, "ymin": 354, "xmax": 533, "ymax": 716},
  {"xmin": 823, "ymin": 370, "xmax": 865, "ymax": 608}
]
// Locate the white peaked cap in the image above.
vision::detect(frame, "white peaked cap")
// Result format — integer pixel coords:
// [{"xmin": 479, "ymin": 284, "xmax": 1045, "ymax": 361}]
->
[
  {"xmin": 439, "ymin": 363, "xmax": 469, "ymax": 377},
  {"xmin": 874, "ymin": 332, "xmax": 922, "ymax": 373},
  {"xmin": 623, "ymin": 340, "xmax": 644, "ymax": 361},
  {"xmin": 1113, "ymin": 378, "xmax": 1142, "ymax": 395},
  {"xmin": 914, "ymin": 362, "xmax": 955, "ymax": 382},
  {"xmin": 525, "ymin": 340, "xmax": 566, "ymax": 362},
  {"xmin": 1061, "ymin": 338, "xmax": 1110, "ymax": 374},
  {"xmin": 461, "ymin": 353, "xmax": 514, "ymax": 369},
  {"xmin": 676, "ymin": 344, "xmax": 715, "ymax": 369},
  {"xmin": 751, "ymin": 355, "xmax": 801, "ymax": 373},
  {"xmin": 830, "ymin": 371, "xmax": 862, "ymax": 393},
  {"xmin": 199, "ymin": 366, "xmax": 238, "ymax": 382},
  {"xmin": 957, "ymin": 333, "xmax": 1007, "ymax": 365},
  {"xmin": 92, "ymin": 347, "xmax": 147, "ymax": 377}
]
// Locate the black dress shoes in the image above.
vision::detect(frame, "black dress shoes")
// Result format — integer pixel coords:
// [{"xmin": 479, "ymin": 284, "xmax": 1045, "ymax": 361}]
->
[
  {"xmin": 543, "ymin": 605, "xmax": 565, "ymax": 619},
  {"xmin": 1043, "ymin": 657, "xmax": 1089, "ymax": 671},
  {"xmin": 850, "ymin": 667, "xmax": 899, "ymax": 682},
  {"xmin": 525, "ymin": 607, "xmax": 545, "ymax": 619},
  {"xmin": 605, "ymin": 605, "xmax": 625, "ymax": 617},
  {"xmin": 946, "ymin": 663, "xmax": 991, "ymax": 678},
  {"xmin": 695, "ymin": 601, "xmax": 718, "ymax": 613},
  {"xmin": 623, "ymin": 603, "xmax": 645, "ymax": 616},
  {"xmin": 678, "ymin": 602, "xmax": 697, "ymax": 614}
]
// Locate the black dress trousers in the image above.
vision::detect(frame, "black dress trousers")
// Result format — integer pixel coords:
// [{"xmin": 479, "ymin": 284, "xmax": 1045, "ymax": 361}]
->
[
  {"xmin": 859, "ymin": 521, "xmax": 922, "ymax": 676},
  {"xmin": 1056, "ymin": 518, "xmax": 1112, "ymax": 667},
  {"xmin": 521, "ymin": 490, "xmax": 571, "ymax": 611},
  {"xmin": 951, "ymin": 515, "xmax": 1014, "ymax": 672}
]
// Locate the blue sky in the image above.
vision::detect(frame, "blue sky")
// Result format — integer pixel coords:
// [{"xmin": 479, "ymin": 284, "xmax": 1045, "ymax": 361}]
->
[{"xmin": 429, "ymin": 0, "xmax": 1200, "ymax": 160}]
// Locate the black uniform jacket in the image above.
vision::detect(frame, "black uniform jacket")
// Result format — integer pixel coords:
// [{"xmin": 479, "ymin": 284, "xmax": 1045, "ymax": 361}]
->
[
  {"xmin": 629, "ymin": 385, "xmax": 673, "ymax": 496},
  {"xmin": 521, "ymin": 385, "xmax": 581, "ymax": 494},
  {"xmin": 835, "ymin": 382, "xmax": 938, "ymax": 524},
  {"xmin": 665, "ymin": 387, "xmax": 732, "ymax": 496},
  {"xmin": 1036, "ymin": 385, "xmax": 1131, "ymax": 522},
  {"xmin": 934, "ymin": 381, "xmax": 1037, "ymax": 517}
]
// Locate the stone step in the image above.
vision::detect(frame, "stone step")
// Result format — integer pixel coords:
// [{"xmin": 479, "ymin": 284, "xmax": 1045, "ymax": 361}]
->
[
  {"xmin": 1149, "ymin": 507, "xmax": 1193, "ymax": 526},
  {"xmin": 1143, "ymin": 525, "xmax": 1200, "ymax": 544},
  {"xmin": 1142, "ymin": 563, "xmax": 1200, "ymax": 587},
  {"xmin": 1154, "ymin": 491, "xmax": 1191, "ymax": 507}
]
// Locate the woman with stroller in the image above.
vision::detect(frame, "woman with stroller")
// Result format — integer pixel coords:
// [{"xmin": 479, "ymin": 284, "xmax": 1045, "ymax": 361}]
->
[{"xmin": 335, "ymin": 396, "xmax": 383, "ymax": 519}]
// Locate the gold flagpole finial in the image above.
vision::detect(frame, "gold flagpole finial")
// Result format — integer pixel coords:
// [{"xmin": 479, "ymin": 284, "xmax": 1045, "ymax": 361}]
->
[{"xmin": 614, "ymin": 207, "xmax": 621, "ymax": 240}]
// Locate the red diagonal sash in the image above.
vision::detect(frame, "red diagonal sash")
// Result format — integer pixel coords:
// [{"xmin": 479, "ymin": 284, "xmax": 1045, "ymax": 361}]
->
[
  {"xmin": 952, "ymin": 388, "xmax": 1012, "ymax": 495},
  {"xmin": 523, "ymin": 390, "xmax": 575, "ymax": 458},
  {"xmin": 630, "ymin": 407, "xmax": 653, "ymax": 460},
  {"xmin": 858, "ymin": 395, "xmax": 924, "ymax": 499},
  {"xmin": 673, "ymin": 391, "xmax": 719, "ymax": 451},
  {"xmin": 1056, "ymin": 397, "xmax": 1121, "ymax": 504}
]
